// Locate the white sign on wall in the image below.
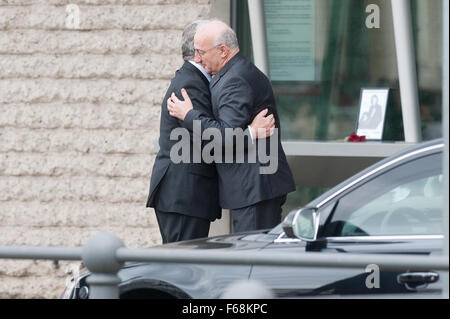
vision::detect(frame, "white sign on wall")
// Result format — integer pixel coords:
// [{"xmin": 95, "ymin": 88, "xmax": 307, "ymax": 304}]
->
[{"xmin": 264, "ymin": 0, "xmax": 315, "ymax": 81}]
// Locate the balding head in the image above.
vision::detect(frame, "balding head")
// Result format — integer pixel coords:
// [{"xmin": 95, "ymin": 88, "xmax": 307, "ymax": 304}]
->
[
  {"xmin": 196, "ymin": 20, "xmax": 239, "ymax": 50},
  {"xmin": 193, "ymin": 19, "xmax": 240, "ymax": 75}
]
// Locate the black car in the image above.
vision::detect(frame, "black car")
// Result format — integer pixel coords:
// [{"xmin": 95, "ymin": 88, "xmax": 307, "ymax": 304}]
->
[{"xmin": 63, "ymin": 139, "xmax": 445, "ymax": 299}]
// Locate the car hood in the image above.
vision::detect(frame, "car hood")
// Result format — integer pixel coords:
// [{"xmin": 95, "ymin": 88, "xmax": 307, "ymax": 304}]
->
[
  {"xmin": 122, "ymin": 229, "xmax": 279, "ymax": 267},
  {"xmin": 115, "ymin": 230, "xmax": 282, "ymax": 299}
]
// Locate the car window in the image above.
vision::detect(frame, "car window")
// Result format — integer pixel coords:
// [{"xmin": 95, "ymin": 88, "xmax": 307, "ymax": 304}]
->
[{"xmin": 323, "ymin": 153, "xmax": 443, "ymax": 237}]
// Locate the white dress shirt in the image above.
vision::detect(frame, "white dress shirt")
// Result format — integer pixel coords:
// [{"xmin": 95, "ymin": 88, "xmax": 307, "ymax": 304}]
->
[{"xmin": 188, "ymin": 60, "xmax": 212, "ymax": 82}]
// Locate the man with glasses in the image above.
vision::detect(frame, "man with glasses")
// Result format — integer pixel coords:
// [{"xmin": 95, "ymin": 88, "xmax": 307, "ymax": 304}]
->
[{"xmin": 167, "ymin": 20, "xmax": 296, "ymax": 233}]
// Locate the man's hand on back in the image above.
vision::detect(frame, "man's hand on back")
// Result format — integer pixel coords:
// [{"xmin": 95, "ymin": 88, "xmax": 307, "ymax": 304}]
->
[
  {"xmin": 250, "ymin": 108, "xmax": 275, "ymax": 139},
  {"xmin": 167, "ymin": 88, "xmax": 193, "ymax": 121}
]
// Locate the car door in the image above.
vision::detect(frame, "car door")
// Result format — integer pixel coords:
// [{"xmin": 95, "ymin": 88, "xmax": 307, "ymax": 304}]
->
[{"xmin": 250, "ymin": 149, "xmax": 444, "ymax": 297}]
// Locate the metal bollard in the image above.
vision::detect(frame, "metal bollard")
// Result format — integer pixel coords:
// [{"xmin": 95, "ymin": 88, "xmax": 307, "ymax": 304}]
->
[{"xmin": 82, "ymin": 233, "xmax": 125, "ymax": 299}]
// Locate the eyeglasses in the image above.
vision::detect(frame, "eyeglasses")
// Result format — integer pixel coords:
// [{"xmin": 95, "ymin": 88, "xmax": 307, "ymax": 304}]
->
[{"xmin": 195, "ymin": 45, "xmax": 220, "ymax": 57}]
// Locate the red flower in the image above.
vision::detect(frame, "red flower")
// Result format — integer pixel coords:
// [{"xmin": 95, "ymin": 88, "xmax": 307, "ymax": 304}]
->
[{"xmin": 347, "ymin": 133, "xmax": 366, "ymax": 142}]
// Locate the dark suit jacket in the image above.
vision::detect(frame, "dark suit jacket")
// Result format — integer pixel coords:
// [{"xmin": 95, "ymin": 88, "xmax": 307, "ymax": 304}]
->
[
  {"xmin": 146, "ymin": 61, "xmax": 221, "ymax": 222},
  {"xmin": 183, "ymin": 53, "xmax": 296, "ymax": 209}
]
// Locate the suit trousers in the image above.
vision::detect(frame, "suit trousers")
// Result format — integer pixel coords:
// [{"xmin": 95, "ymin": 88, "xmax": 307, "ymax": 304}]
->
[
  {"xmin": 155, "ymin": 210, "xmax": 211, "ymax": 244},
  {"xmin": 230, "ymin": 195, "xmax": 287, "ymax": 233}
]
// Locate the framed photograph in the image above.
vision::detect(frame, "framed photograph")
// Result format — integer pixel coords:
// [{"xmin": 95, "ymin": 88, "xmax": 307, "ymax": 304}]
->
[{"xmin": 356, "ymin": 88, "xmax": 389, "ymax": 140}]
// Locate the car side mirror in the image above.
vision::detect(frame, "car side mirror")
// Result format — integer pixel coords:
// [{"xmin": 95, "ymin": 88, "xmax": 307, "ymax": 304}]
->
[
  {"xmin": 281, "ymin": 209, "xmax": 299, "ymax": 238},
  {"xmin": 282, "ymin": 207, "xmax": 320, "ymax": 241}
]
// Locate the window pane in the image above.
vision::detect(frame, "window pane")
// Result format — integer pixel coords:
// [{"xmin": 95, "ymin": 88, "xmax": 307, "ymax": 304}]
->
[
  {"xmin": 235, "ymin": 0, "xmax": 443, "ymax": 141},
  {"xmin": 325, "ymin": 153, "xmax": 443, "ymax": 236},
  {"xmin": 342, "ymin": 175, "xmax": 443, "ymax": 235}
]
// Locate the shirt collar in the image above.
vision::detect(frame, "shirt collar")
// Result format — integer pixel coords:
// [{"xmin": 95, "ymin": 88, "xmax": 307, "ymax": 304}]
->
[{"xmin": 188, "ymin": 60, "xmax": 212, "ymax": 82}]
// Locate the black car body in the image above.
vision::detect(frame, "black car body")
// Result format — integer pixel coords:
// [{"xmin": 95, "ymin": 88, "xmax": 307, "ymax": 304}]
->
[{"xmin": 64, "ymin": 139, "xmax": 445, "ymax": 298}]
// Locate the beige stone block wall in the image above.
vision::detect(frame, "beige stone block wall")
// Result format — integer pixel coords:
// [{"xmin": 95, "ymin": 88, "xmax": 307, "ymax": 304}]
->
[{"xmin": 0, "ymin": 0, "xmax": 212, "ymax": 298}]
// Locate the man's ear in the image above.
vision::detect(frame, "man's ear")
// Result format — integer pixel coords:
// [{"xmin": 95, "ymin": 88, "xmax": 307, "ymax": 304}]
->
[{"xmin": 220, "ymin": 44, "xmax": 229, "ymax": 58}]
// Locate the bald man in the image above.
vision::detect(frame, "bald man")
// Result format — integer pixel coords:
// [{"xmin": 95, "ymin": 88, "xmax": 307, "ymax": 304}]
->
[{"xmin": 167, "ymin": 20, "xmax": 295, "ymax": 233}]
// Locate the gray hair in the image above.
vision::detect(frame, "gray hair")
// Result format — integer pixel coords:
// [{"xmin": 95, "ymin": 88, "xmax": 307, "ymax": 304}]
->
[
  {"xmin": 213, "ymin": 27, "xmax": 239, "ymax": 50},
  {"xmin": 181, "ymin": 20, "xmax": 208, "ymax": 61}
]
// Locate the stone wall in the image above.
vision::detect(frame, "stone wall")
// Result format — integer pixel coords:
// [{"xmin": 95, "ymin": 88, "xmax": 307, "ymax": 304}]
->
[{"xmin": 0, "ymin": 0, "xmax": 211, "ymax": 298}]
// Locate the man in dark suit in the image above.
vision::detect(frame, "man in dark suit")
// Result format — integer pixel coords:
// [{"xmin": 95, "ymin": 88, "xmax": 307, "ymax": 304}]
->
[
  {"xmin": 147, "ymin": 21, "xmax": 276, "ymax": 242},
  {"xmin": 167, "ymin": 20, "xmax": 296, "ymax": 233}
]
